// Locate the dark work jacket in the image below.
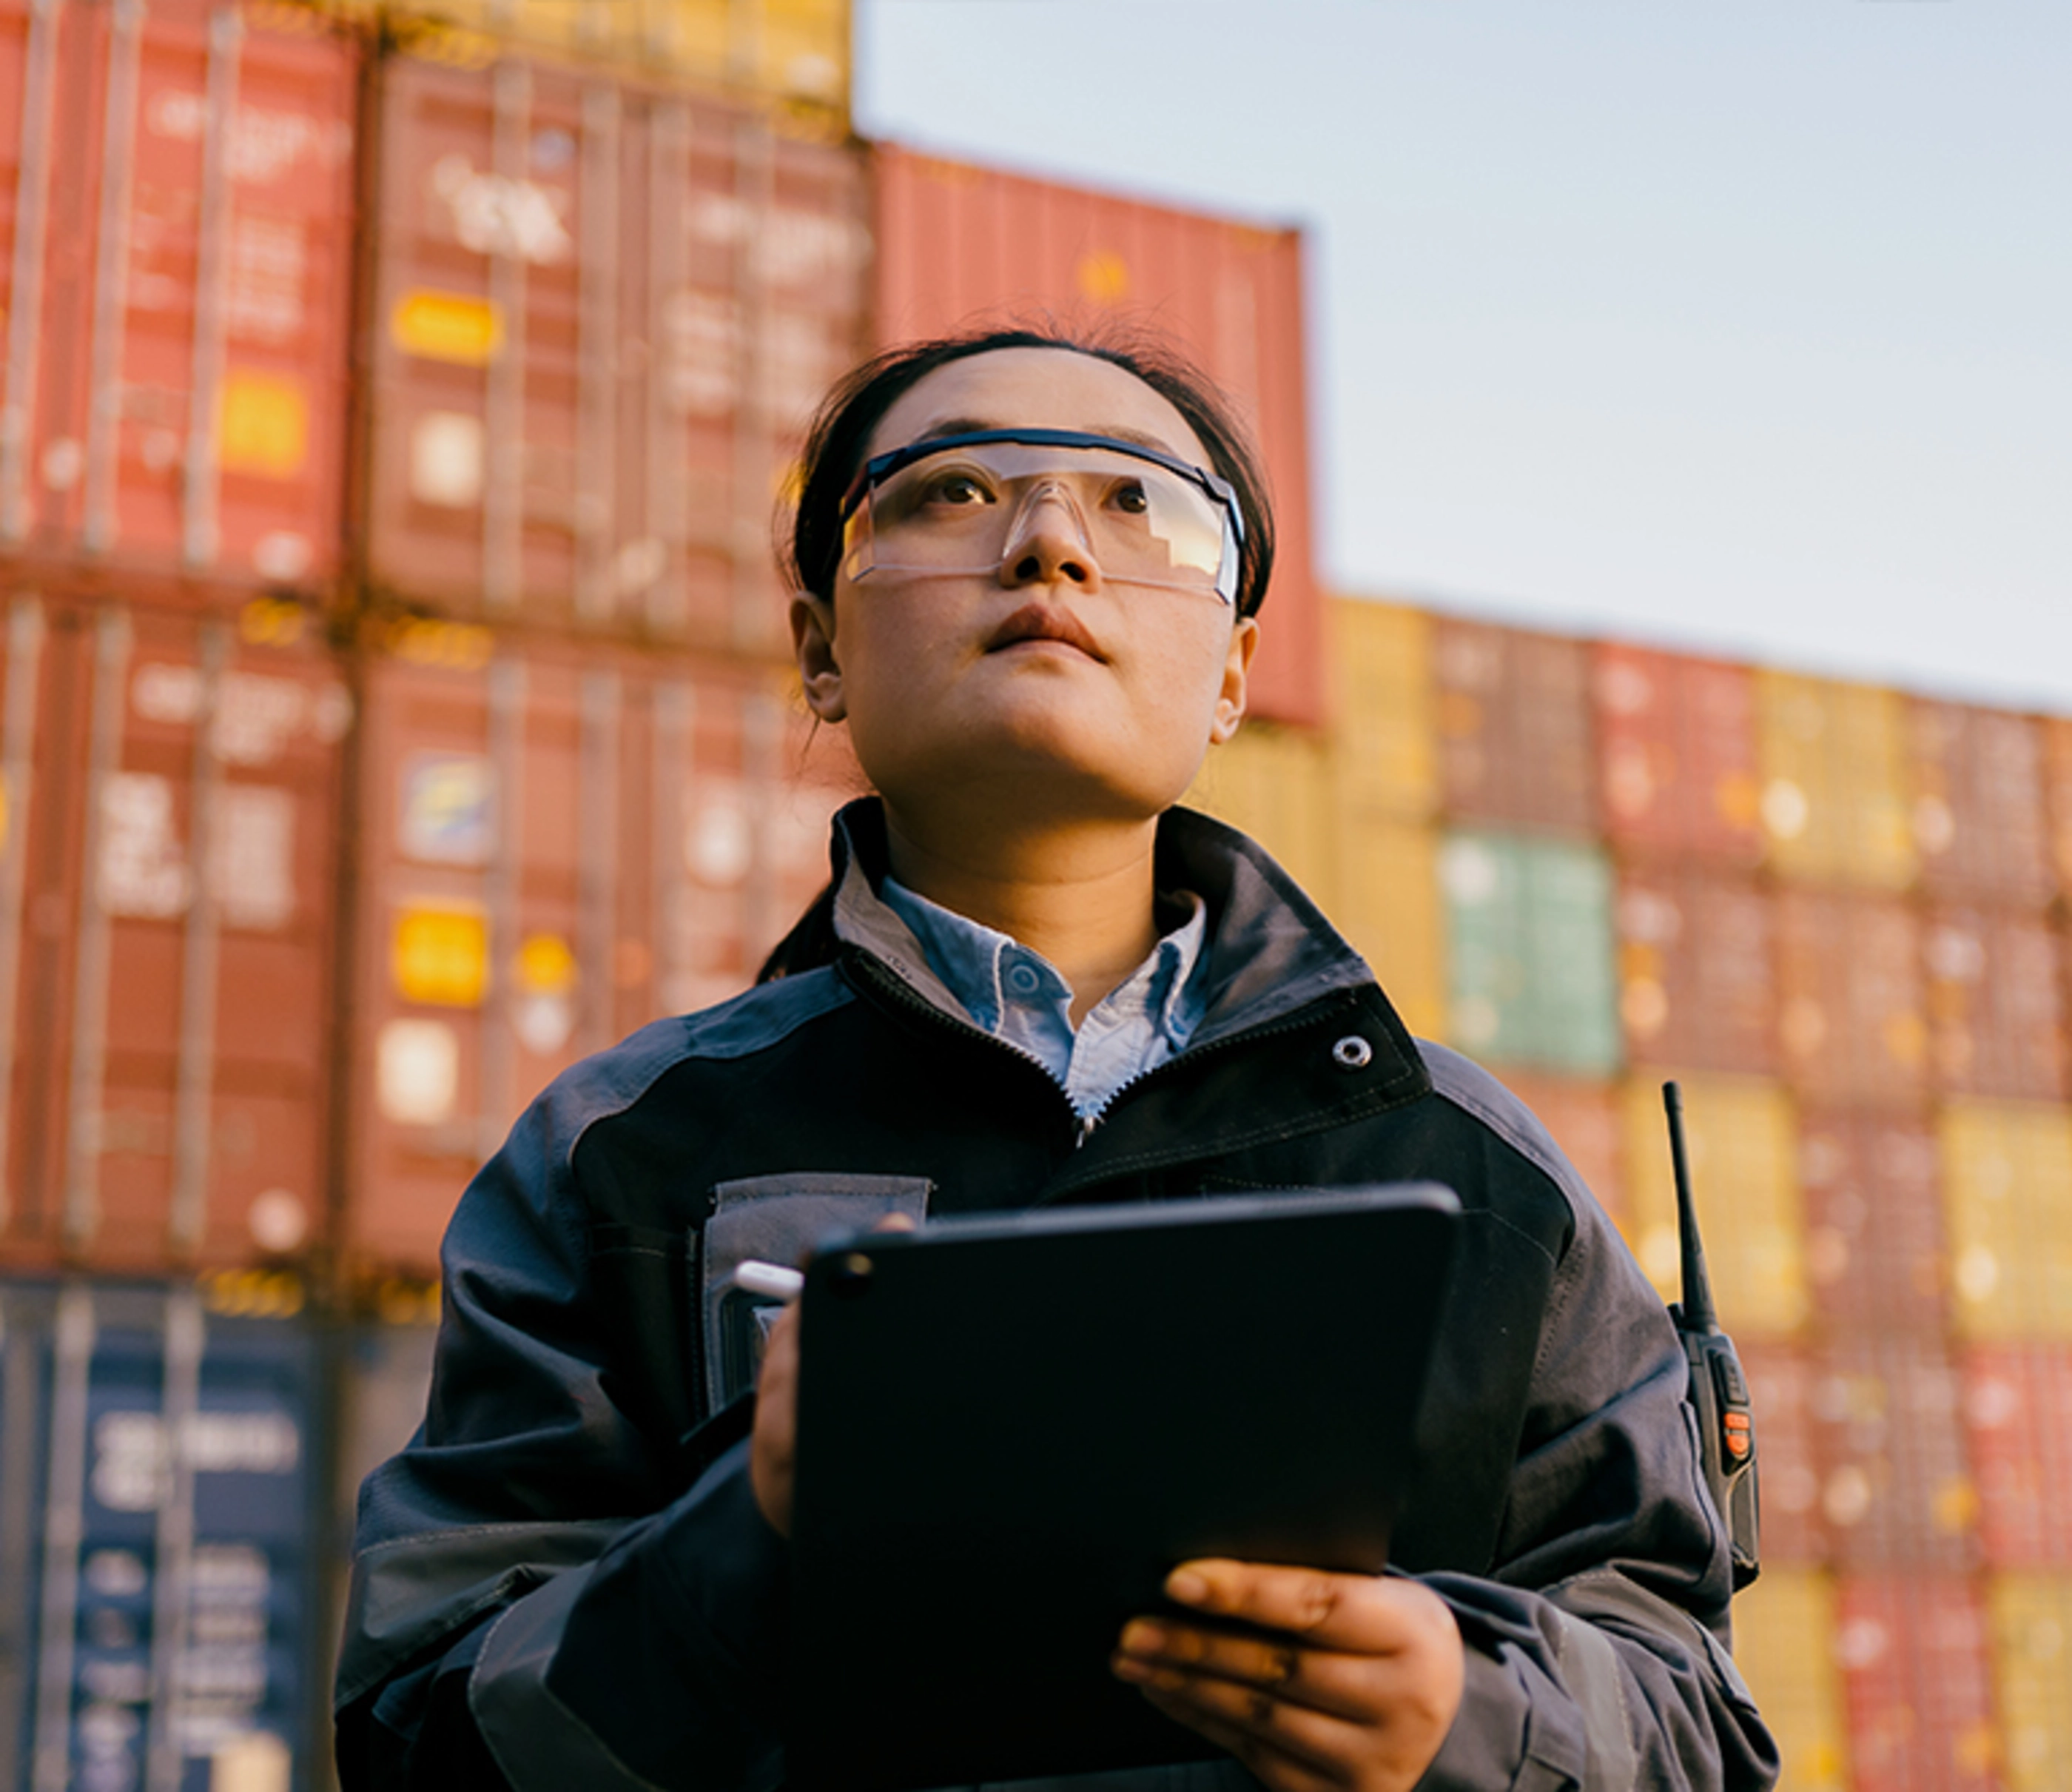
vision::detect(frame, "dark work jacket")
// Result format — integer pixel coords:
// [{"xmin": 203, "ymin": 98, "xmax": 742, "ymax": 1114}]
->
[{"xmin": 335, "ymin": 802, "xmax": 1779, "ymax": 1792}]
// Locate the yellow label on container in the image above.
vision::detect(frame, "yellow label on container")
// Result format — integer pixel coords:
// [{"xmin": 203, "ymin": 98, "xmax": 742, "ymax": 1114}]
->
[
  {"xmin": 516, "ymin": 933, "xmax": 577, "ymax": 997},
  {"xmin": 391, "ymin": 290, "xmax": 505, "ymax": 366},
  {"xmin": 218, "ymin": 372, "xmax": 309, "ymax": 477},
  {"xmin": 394, "ymin": 902, "xmax": 489, "ymax": 1007},
  {"xmin": 1622, "ymin": 1073, "xmax": 1806, "ymax": 1337},
  {"xmin": 1075, "ymin": 250, "xmax": 1131, "ymax": 305}
]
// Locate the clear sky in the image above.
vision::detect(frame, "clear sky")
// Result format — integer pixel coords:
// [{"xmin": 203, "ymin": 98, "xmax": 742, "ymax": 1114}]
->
[{"xmin": 854, "ymin": 1, "xmax": 2071, "ymax": 712}]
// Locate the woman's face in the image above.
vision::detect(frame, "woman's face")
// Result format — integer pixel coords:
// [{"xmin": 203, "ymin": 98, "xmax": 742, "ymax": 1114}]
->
[{"xmin": 793, "ymin": 347, "xmax": 1257, "ymax": 831}]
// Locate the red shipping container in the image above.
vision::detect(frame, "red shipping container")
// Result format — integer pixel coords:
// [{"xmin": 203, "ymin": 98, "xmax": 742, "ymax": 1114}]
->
[
  {"xmin": 343, "ymin": 623, "xmax": 857, "ymax": 1276},
  {"xmin": 1962, "ymin": 1344, "xmax": 2072, "ymax": 1567},
  {"xmin": 1593, "ymin": 643, "xmax": 1764, "ymax": 865},
  {"xmin": 1775, "ymin": 890, "xmax": 1929, "ymax": 1110},
  {"xmin": 1924, "ymin": 908, "xmax": 2067, "ymax": 1104},
  {"xmin": 1908, "ymin": 699, "xmax": 2054, "ymax": 910},
  {"xmin": 870, "ymin": 145, "xmax": 1323, "ymax": 728},
  {"xmin": 1615, "ymin": 867, "xmax": 1776, "ymax": 1076},
  {"xmin": 2043, "ymin": 716, "xmax": 2072, "ymax": 901},
  {"xmin": 1738, "ymin": 1340, "xmax": 1826, "ymax": 1566},
  {"xmin": 0, "ymin": 591, "xmax": 349, "ymax": 1272},
  {"xmin": 1835, "ymin": 1575, "xmax": 2001, "ymax": 1792},
  {"xmin": 1433, "ymin": 620, "xmax": 1595, "ymax": 833},
  {"xmin": 365, "ymin": 53, "xmax": 870, "ymax": 650},
  {"xmin": 1498, "ymin": 1072, "xmax": 1626, "ymax": 1230},
  {"xmin": 0, "ymin": 1, "xmax": 357, "ymax": 595},
  {"xmin": 1798, "ymin": 1111, "xmax": 1946, "ymax": 1335},
  {"xmin": 1809, "ymin": 1337, "xmax": 1977, "ymax": 1571}
]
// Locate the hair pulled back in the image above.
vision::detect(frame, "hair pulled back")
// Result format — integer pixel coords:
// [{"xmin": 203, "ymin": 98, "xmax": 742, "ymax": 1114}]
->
[
  {"xmin": 760, "ymin": 324, "xmax": 1276, "ymax": 984},
  {"xmin": 782, "ymin": 323, "xmax": 1277, "ymax": 620}
]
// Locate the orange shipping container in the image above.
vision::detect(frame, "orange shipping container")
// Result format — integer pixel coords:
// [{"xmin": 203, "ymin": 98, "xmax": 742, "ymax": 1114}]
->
[
  {"xmin": 1797, "ymin": 1110, "xmax": 1946, "ymax": 1335},
  {"xmin": 365, "ymin": 52, "xmax": 870, "ymax": 650},
  {"xmin": 1775, "ymin": 890, "xmax": 1929, "ymax": 1110},
  {"xmin": 1836, "ymin": 1575, "xmax": 2000, "ymax": 1792},
  {"xmin": 1925, "ymin": 908, "xmax": 2067, "ymax": 1103},
  {"xmin": 870, "ymin": 146, "xmax": 1324, "ymax": 727},
  {"xmin": 343, "ymin": 625, "xmax": 854, "ymax": 1275},
  {"xmin": 2042, "ymin": 716, "xmax": 2072, "ymax": 899},
  {"xmin": 0, "ymin": 0, "xmax": 358, "ymax": 596},
  {"xmin": 1756, "ymin": 671, "xmax": 1917, "ymax": 891},
  {"xmin": 1614, "ymin": 867, "xmax": 1776, "ymax": 1077},
  {"xmin": 1434, "ymin": 619, "xmax": 1595, "ymax": 834},
  {"xmin": 1908, "ymin": 699, "xmax": 2055, "ymax": 909},
  {"xmin": 1592, "ymin": 643, "xmax": 1763, "ymax": 865},
  {"xmin": 0, "ymin": 593, "xmax": 349, "ymax": 1272}
]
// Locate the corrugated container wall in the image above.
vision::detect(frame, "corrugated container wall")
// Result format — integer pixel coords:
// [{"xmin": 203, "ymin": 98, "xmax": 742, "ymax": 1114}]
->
[
  {"xmin": 1439, "ymin": 831, "xmax": 1619, "ymax": 1075},
  {"xmin": 365, "ymin": 52, "xmax": 870, "ymax": 652},
  {"xmin": 1923, "ymin": 907, "xmax": 2067, "ymax": 1103},
  {"xmin": 1835, "ymin": 1574, "xmax": 2001, "ymax": 1792},
  {"xmin": 1328, "ymin": 598, "xmax": 1436, "ymax": 820},
  {"xmin": 1963, "ymin": 1346, "xmax": 2072, "ymax": 1567},
  {"xmin": 1613, "ymin": 867, "xmax": 1776, "ymax": 1077},
  {"xmin": 1730, "ymin": 1570, "xmax": 1849, "ymax": 1792},
  {"xmin": 2043, "ymin": 717, "xmax": 2072, "ymax": 899},
  {"xmin": 346, "ymin": 0, "xmax": 852, "ymax": 121},
  {"xmin": 1774, "ymin": 890, "xmax": 1928, "ymax": 1110},
  {"xmin": 0, "ymin": 0, "xmax": 358, "ymax": 600},
  {"xmin": 1433, "ymin": 620, "xmax": 1595, "ymax": 834},
  {"xmin": 1756, "ymin": 671, "xmax": 1917, "ymax": 891},
  {"xmin": 1593, "ymin": 644, "xmax": 1763, "ymax": 866},
  {"xmin": 1991, "ymin": 1574, "xmax": 2072, "ymax": 1792},
  {"xmin": 869, "ymin": 146, "xmax": 1324, "ymax": 727},
  {"xmin": 1329, "ymin": 817, "xmax": 1444, "ymax": 1043},
  {"xmin": 344, "ymin": 624, "xmax": 855, "ymax": 1277},
  {"xmin": 1620, "ymin": 1073, "xmax": 1804, "ymax": 1338},
  {"xmin": 1907, "ymin": 699, "xmax": 2056, "ymax": 910},
  {"xmin": 1736, "ymin": 1343, "xmax": 1823, "ymax": 1565},
  {"xmin": 1940, "ymin": 1099, "xmax": 2072, "ymax": 1342},
  {"xmin": 0, "ymin": 1279, "xmax": 324, "ymax": 1792},
  {"xmin": 1182, "ymin": 724, "xmax": 1335, "ymax": 917},
  {"xmin": 1, "ymin": 596, "xmax": 348, "ymax": 1275},
  {"xmin": 1797, "ymin": 1110, "xmax": 1947, "ymax": 1335}
]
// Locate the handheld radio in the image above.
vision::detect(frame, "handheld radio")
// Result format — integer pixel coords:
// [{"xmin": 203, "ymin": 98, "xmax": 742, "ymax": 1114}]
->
[{"xmin": 1663, "ymin": 1081, "xmax": 1761, "ymax": 1589}]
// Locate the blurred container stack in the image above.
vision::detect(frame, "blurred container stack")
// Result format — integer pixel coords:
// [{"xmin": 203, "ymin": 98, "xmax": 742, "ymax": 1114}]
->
[
  {"xmin": 4, "ymin": 4, "xmax": 2071, "ymax": 1782},
  {"xmin": 1197, "ymin": 604, "xmax": 2072, "ymax": 1792}
]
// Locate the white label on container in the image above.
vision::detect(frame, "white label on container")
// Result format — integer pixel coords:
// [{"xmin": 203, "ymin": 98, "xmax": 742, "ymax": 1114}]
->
[
  {"xmin": 400, "ymin": 754, "xmax": 494, "ymax": 864},
  {"xmin": 91, "ymin": 1409, "xmax": 303, "ymax": 1511},
  {"xmin": 100, "ymin": 772, "xmax": 192, "ymax": 918},
  {"xmin": 213, "ymin": 785, "xmax": 295, "ymax": 931},
  {"xmin": 662, "ymin": 291, "xmax": 743, "ymax": 417},
  {"xmin": 378, "ymin": 1019, "xmax": 460, "ymax": 1127},
  {"xmin": 410, "ymin": 411, "xmax": 485, "ymax": 507},
  {"xmin": 226, "ymin": 215, "xmax": 307, "ymax": 345},
  {"xmin": 133, "ymin": 664, "xmax": 329, "ymax": 766},
  {"xmin": 513, "ymin": 991, "xmax": 574, "ymax": 1056},
  {"xmin": 431, "ymin": 154, "xmax": 573, "ymax": 264}
]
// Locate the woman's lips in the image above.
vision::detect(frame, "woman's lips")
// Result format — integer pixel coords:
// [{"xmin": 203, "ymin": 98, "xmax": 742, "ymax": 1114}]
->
[{"xmin": 985, "ymin": 603, "xmax": 1106, "ymax": 660}]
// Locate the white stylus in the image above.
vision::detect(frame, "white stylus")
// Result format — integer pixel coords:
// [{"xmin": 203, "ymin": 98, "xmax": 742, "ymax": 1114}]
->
[{"xmin": 732, "ymin": 1259, "xmax": 806, "ymax": 1303}]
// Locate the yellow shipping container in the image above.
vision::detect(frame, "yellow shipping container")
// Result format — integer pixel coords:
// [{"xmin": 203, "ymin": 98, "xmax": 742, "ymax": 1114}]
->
[
  {"xmin": 1756, "ymin": 671, "xmax": 1917, "ymax": 890},
  {"xmin": 1941, "ymin": 1100, "xmax": 2072, "ymax": 1340},
  {"xmin": 354, "ymin": 0, "xmax": 851, "ymax": 113},
  {"xmin": 1992, "ymin": 1574, "xmax": 2072, "ymax": 1792},
  {"xmin": 1185, "ymin": 723, "xmax": 1337, "ymax": 914},
  {"xmin": 1732, "ymin": 1571, "xmax": 1850, "ymax": 1792},
  {"xmin": 1328, "ymin": 597, "xmax": 1438, "ymax": 819},
  {"xmin": 1622, "ymin": 1074, "xmax": 1806, "ymax": 1337},
  {"xmin": 1333, "ymin": 817, "xmax": 1445, "ymax": 1040}
]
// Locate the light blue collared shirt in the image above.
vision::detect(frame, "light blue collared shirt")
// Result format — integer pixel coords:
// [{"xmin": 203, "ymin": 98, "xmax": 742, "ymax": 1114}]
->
[{"xmin": 876, "ymin": 876, "xmax": 1210, "ymax": 1123}]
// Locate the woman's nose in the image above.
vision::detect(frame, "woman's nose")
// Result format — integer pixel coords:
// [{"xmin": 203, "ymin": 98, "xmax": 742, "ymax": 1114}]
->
[{"xmin": 997, "ymin": 486, "xmax": 1102, "ymax": 591}]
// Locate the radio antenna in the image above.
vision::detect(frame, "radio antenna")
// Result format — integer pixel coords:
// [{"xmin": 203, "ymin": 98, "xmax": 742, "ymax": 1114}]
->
[{"xmin": 1663, "ymin": 1081, "xmax": 1718, "ymax": 1334}]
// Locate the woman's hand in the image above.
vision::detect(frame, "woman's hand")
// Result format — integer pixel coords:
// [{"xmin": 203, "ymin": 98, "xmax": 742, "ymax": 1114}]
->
[
  {"xmin": 1111, "ymin": 1559, "xmax": 1464, "ymax": 1792},
  {"xmin": 749, "ymin": 1213, "xmax": 917, "ymax": 1537}
]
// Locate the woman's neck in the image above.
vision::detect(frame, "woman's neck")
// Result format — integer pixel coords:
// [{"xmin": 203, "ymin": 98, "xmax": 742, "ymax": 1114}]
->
[{"xmin": 879, "ymin": 805, "xmax": 1164, "ymax": 1026}]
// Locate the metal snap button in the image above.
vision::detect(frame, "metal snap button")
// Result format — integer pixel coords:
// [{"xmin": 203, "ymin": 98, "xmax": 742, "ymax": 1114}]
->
[
  {"xmin": 1006, "ymin": 963, "xmax": 1043, "ymax": 996},
  {"xmin": 1332, "ymin": 1035, "xmax": 1373, "ymax": 1070}
]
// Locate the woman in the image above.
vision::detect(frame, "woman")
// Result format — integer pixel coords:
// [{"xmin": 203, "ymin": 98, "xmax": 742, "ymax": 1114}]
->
[{"xmin": 335, "ymin": 328, "xmax": 1778, "ymax": 1791}]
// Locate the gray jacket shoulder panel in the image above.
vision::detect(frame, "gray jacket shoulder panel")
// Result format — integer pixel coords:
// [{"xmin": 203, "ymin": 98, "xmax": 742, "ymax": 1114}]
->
[{"xmin": 1419, "ymin": 1040, "xmax": 1598, "ymax": 1234}]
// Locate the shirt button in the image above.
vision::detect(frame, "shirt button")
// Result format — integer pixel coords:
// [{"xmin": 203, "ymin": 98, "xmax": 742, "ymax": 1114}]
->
[
  {"xmin": 1332, "ymin": 1035, "xmax": 1374, "ymax": 1070},
  {"xmin": 1006, "ymin": 964, "xmax": 1043, "ymax": 996}
]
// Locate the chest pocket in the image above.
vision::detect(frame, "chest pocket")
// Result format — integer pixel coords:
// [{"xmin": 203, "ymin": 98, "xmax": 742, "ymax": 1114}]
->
[{"xmin": 701, "ymin": 1172, "xmax": 933, "ymax": 1413}]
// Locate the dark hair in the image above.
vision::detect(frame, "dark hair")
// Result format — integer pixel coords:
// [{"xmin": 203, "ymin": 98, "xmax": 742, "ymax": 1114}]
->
[
  {"xmin": 781, "ymin": 323, "xmax": 1277, "ymax": 620},
  {"xmin": 759, "ymin": 324, "xmax": 1276, "ymax": 984}
]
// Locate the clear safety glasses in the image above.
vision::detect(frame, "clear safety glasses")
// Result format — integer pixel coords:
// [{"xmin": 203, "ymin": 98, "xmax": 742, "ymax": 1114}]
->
[{"xmin": 838, "ymin": 429, "xmax": 1245, "ymax": 606}]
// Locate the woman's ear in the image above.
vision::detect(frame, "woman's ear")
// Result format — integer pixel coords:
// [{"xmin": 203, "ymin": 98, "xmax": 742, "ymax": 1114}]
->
[
  {"xmin": 790, "ymin": 592, "xmax": 847, "ymax": 722},
  {"xmin": 1208, "ymin": 616, "xmax": 1259, "ymax": 744}
]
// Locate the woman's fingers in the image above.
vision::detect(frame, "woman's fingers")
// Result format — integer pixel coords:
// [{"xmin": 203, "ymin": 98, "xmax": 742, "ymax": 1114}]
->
[
  {"xmin": 1161, "ymin": 1560, "xmax": 1433, "ymax": 1655},
  {"xmin": 1113, "ymin": 1620, "xmax": 1375, "ymax": 1724},
  {"xmin": 1137, "ymin": 1682, "xmax": 1342, "ymax": 1792}
]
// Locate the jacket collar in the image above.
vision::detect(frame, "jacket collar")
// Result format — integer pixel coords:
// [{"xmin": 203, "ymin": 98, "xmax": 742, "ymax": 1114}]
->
[{"xmin": 825, "ymin": 798, "xmax": 1384, "ymax": 1051}]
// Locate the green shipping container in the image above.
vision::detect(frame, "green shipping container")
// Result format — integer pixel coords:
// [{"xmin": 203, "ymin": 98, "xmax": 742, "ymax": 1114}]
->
[{"xmin": 1440, "ymin": 832, "xmax": 1621, "ymax": 1075}]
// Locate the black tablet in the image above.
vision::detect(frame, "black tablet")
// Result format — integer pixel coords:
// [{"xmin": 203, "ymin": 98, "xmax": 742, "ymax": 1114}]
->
[{"xmin": 786, "ymin": 1183, "xmax": 1462, "ymax": 1792}]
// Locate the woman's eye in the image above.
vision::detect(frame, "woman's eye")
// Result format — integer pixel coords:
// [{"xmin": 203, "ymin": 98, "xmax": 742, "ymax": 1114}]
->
[
  {"xmin": 1110, "ymin": 480, "xmax": 1151, "ymax": 516},
  {"xmin": 925, "ymin": 472, "xmax": 991, "ymax": 507}
]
